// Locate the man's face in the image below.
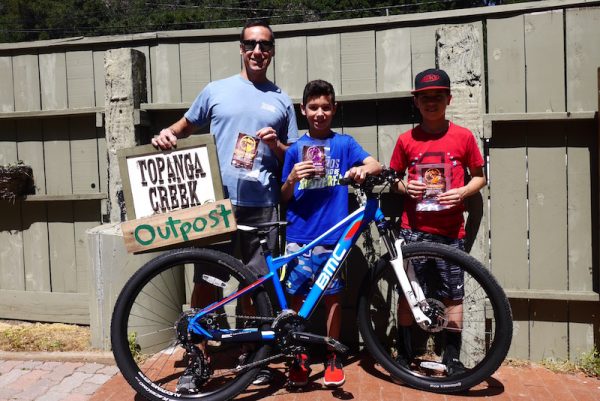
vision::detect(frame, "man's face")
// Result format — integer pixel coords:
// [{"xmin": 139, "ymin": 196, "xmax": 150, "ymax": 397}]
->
[
  {"xmin": 240, "ymin": 26, "xmax": 274, "ymax": 76},
  {"xmin": 414, "ymin": 89, "xmax": 452, "ymax": 121},
  {"xmin": 301, "ymin": 95, "xmax": 336, "ymax": 136}
]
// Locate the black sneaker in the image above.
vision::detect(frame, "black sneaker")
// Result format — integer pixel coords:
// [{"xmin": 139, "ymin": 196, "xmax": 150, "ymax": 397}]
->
[
  {"xmin": 252, "ymin": 369, "xmax": 272, "ymax": 385},
  {"xmin": 394, "ymin": 352, "xmax": 410, "ymax": 369},
  {"xmin": 445, "ymin": 358, "xmax": 466, "ymax": 377}
]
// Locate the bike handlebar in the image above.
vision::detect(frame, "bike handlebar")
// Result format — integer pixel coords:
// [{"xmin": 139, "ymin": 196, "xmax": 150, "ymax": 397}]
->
[{"xmin": 339, "ymin": 167, "xmax": 400, "ymax": 193}]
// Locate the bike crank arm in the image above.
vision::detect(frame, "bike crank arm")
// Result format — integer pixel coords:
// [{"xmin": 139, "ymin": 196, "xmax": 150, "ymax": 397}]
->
[
  {"xmin": 291, "ymin": 331, "xmax": 349, "ymax": 354},
  {"xmin": 390, "ymin": 239, "xmax": 432, "ymax": 326}
]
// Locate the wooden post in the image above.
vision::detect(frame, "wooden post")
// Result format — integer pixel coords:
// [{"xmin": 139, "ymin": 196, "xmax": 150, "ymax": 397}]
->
[{"xmin": 104, "ymin": 49, "xmax": 147, "ymax": 223}]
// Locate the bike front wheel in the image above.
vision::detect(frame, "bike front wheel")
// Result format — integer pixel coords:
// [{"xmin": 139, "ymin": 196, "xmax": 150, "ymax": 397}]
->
[
  {"xmin": 111, "ymin": 247, "xmax": 274, "ymax": 401},
  {"xmin": 357, "ymin": 242, "xmax": 512, "ymax": 393}
]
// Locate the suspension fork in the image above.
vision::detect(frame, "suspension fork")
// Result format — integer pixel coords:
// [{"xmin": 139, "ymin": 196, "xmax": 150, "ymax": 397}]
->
[{"xmin": 377, "ymin": 220, "xmax": 432, "ymax": 326}]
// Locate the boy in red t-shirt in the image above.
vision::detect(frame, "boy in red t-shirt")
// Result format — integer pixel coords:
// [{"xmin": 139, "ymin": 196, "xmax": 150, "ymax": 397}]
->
[{"xmin": 389, "ymin": 68, "xmax": 486, "ymax": 376}]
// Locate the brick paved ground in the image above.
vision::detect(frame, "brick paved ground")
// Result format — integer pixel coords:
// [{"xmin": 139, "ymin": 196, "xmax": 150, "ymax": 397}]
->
[
  {"xmin": 1, "ymin": 352, "xmax": 599, "ymax": 401},
  {"xmin": 90, "ymin": 352, "xmax": 600, "ymax": 401},
  {"xmin": 0, "ymin": 358, "xmax": 118, "ymax": 401}
]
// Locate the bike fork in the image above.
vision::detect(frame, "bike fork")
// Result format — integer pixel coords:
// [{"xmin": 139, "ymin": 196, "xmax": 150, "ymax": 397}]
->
[{"xmin": 389, "ymin": 239, "xmax": 432, "ymax": 327}]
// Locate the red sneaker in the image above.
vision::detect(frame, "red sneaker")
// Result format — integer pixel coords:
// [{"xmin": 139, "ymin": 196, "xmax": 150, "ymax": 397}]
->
[
  {"xmin": 323, "ymin": 353, "xmax": 345, "ymax": 387},
  {"xmin": 288, "ymin": 353, "xmax": 311, "ymax": 387}
]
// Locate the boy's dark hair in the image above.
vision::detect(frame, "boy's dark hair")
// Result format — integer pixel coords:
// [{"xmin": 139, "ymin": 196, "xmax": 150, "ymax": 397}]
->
[
  {"xmin": 302, "ymin": 79, "xmax": 336, "ymax": 105},
  {"xmin": 240, "ymin": 20, "xmax": 274, "ymax": 42}
]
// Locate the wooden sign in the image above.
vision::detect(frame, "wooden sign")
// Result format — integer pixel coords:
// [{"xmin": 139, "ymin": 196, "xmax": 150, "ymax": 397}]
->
[
  {"xmin": 118, "ymin": 135, "xmax": 224, "ymax": 220},
  {"xmin": 117, "ymin": 135, "xmax": 233, "ymax": 253},
  {"xmin": 121, "ymin": 199, "xmax": 237, "ymax": 253}
]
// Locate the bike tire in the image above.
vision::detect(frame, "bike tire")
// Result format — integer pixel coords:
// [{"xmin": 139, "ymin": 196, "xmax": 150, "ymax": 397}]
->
[
  {"xmin": 357, "ymin": 242, "xmax": 512, "ymax": 393},
  {"xmin": 111, "ymin": 247, "xmax": 274, "ymax": 401}
]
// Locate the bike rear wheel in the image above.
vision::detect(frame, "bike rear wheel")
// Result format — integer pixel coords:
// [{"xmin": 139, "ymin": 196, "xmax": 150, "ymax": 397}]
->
[
  {"xmin": 111, "ymin": 247, "xmax": 274, "ymax": 401},
  {"xmin": 357, "ymin": 242, "xmax": 512, "ymax": 393}
]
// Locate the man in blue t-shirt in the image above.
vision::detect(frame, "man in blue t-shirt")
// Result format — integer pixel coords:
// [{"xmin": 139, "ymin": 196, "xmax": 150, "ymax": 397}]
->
[
  {"xmin": 280, "ymin": 80, "xmax": 381, "ymax": 388},
  {"xmin": 152, "ymin": 20, "xmax": 298, "ymax": 390}
]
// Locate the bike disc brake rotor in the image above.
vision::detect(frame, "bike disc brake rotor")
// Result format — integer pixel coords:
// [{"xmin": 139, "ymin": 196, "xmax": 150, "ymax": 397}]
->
[{"xmin": 417, "ymin": 298, "xmax": 448, "ymax": 332}]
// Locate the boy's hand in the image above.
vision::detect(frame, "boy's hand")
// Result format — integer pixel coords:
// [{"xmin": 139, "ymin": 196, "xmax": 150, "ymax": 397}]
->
[
  {"xmin": 345, "ymin": 166, "xmax": 368, "ymax": 184},
  {"xmin": 152, "ymin": 128, "xmax": 178, "ymax": 150},
  {"xmin": 287, "ymin": 161, "xmax": 316, "ymax": 184},
  {"xmin": 437, "ymin": 187, "xmax": 467, "ymax": 206},
  {"xmin": 406, "ymin": 179, "xmax": 426, "ymax": 200},
  {"xmin": 256, "ymin": 127, "xmax": 279, "ymax": 150}
]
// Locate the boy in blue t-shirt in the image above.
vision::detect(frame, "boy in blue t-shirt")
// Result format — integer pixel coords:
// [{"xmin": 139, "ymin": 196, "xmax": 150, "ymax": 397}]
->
[{"xmin": 281, "ymin": 80, "xmax": 381, "ymax": 388}]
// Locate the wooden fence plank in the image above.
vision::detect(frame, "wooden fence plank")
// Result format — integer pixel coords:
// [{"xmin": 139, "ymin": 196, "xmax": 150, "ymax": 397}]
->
[
  {"xmin": 566, "ymin": 120, "xmax": 595, "ymax": 292},
  {"xmin": 0, "ymin": 290, "xmax": 89, "ymax": 324},
  {"xmin": 273, "ymin": 36, "xmax": 307, "ymax": 100},
  {"xmin": 0, "ymin": 57, "xmax": 14, "ymax": 112},
  {"xmin": 70, "ymin": 116, "xmax": 99, "ymax": 194},
  {"xmin": 568, "ymin": 302, "xmax": 599, "ymax": 360},
  {"xmin": 180, "ymin": 42, "xmax": 211, "ymax": 103},
  {"xmin": 43, "ymin": 118, "xmax": 72, "ymax": 195},
  {"xmin": 132, "ymin": 46, "xmax": 151, "ymax": 103},
  {"xmin": 74, "ymin": 200, "xmax": 101, "ymax": 293},
  {"xmin": 508, "ymin": 299, "xmax": 529, "ymax": 359},
  {"xmin": 487, "ymin": 123, "xmax": 529, "ymax": 288},
  {"xmin": 93, "ymin": 50, "xmax": 106, "ymax": 108},
  {"xmin": 17, "ymin": 119, "xmax": 46, "ymax": 194},
  {"xmin": 527, "ymin": 124, "xmax": 568, "ymax": 291},
  {"xmin": 376, "ymin": 28, "xmax": 412, "ymax": 93},
  {"xmin": 97, "ymin": 126, "xmax": 108, "ymax": 219},
  {"xmin": 66, "ymin": 51, "xmax": 95, "ymax": 108},
  {"xmin": 0, "ymin": 201, "xmax": 24, "ymax": 291},
  {"xmin": 21, "ymin": 202, "xmax": 50, "ymax": 291},
  {"xmin": 524, "ymin": 10, "xmax": 565, "ymax": 112},
  {"xmin": 409, "ymin": 25, "xmax": 440, "ymax": 77},
  {"xmin": 0, "ymin": 121, "xmax": 17, "ymax": 165},
  {"xmin": 566, "ymin": 6, "xmax": 600, "ymax": 112},
  {"xmin": 487, "ymin": 15, "xmax": 525, "ymax": 113},
  {"xmin": 39, "ymin": 52, "xmax": 68, "ymax": 110},
  {"xmin": 12, "ymin": 54, "xmax": 41, "ymax": 112},
  {"xmin": 529, "ymin": 300, "xmax": 568, "ymax": 360},
  {"xmin": 340, "ymin": 31, "xmax": 376, "ymax": 95},
  {"xmin": 151, "ymin": 43, "xmax": 181, "ymax": 104},
  {"xmin": 341, "ymin": 102, "xmax": 378, "ymax": 157},
  {"xmin": 209, "ymin": 41, "xmax": 240, "ymax": 83},
  {"xmin": 307, "ymin": 34, "xmax": 341, "ymax": 93},
  {"xmin": 48, "ymin": 202, "xmax": 77, "ymax": 293}
]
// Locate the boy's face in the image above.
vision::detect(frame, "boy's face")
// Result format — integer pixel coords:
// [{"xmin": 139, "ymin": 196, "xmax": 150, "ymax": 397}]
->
[
  {"xmin": 414, "ymin": 89, "xmax": 452, "ymax": 121},
  {"xmin": 301, "ymin": 95, "xmax": 336, "ymax": 136}
]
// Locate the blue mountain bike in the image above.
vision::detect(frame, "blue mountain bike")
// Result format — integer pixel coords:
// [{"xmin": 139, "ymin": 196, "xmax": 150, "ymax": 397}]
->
[{"xmin": 110, "ymin": 168, "xmax": 512, "ymax": 400}]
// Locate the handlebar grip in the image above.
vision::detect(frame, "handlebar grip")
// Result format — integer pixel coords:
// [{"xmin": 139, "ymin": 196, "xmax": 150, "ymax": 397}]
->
[{"xmin": 338, "ymin": 177, "xmax": 353, "ymax": 186}]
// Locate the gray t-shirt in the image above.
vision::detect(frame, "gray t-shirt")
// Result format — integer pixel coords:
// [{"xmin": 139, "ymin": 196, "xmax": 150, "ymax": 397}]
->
[{"xmin": 185, "ymin": 74, "xmax": 298, "ymax": 207}]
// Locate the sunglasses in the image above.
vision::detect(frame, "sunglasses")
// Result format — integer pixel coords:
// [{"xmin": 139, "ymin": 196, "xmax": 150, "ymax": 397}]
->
[{"xmin": 241, "ymin": 40, "xmax": 274, "ymax": 52}]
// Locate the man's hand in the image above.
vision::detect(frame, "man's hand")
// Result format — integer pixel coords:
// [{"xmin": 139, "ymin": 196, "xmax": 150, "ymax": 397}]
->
[
  {"xmin": 151, "ymin": 128, "xmax": 178, "ymax": 150},
  {"xmin": 256, "ymin": 127, "xmax": 279, "ymax": 150}
]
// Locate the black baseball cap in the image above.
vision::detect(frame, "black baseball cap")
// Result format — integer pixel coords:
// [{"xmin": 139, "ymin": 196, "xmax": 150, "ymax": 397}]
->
[{"xmin": 411, "ymin": 68, "xmax": 451, "ymax": 94}]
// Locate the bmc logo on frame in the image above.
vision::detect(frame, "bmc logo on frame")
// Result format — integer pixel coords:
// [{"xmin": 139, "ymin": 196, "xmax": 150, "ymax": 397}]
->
[{"xmin": 314, "ymin": 244, "xmax": 347, "ymax": 290}]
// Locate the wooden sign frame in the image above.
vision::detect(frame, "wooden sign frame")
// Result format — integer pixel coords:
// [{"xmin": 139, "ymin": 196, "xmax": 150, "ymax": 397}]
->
[{"xmin": 117, "ymin": 135, "xmax": 224, "ymax": 220}]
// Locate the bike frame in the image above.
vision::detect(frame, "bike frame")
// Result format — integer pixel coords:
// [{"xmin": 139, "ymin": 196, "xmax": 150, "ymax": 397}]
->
[{"xmin": 188, "ymin": 195, "xmax": 386, "ymax": 341}]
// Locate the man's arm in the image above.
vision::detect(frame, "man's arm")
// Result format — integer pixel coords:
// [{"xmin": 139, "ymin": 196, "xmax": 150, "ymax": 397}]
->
[
  {"xmin": 151, "ymin": 117, "xmax": 197, "ymax": 150},
  {"xmin": 256, "ymin": 127, "xmax": 289, "ymax": 162}
]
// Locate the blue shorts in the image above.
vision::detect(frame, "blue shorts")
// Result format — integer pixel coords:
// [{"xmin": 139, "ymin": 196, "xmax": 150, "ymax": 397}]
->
[
  {"xmin": 400, "ymin": 228, "xmax": 465, "ymax": 301},
  {"xmin": 284, "ymin": 243, "xmax": 345, "ymax": 296}
]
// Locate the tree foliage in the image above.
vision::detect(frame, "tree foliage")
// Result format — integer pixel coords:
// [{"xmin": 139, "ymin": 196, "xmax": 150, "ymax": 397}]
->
[{"xmin": 0, "ymin": 0, "xmax": 530, "ymax": 43}]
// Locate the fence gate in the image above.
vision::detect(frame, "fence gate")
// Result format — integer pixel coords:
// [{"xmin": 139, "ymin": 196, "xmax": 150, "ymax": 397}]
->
[{"xmin": 486, "ymin": 118, "xmax": 599, "ymax": 361}]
